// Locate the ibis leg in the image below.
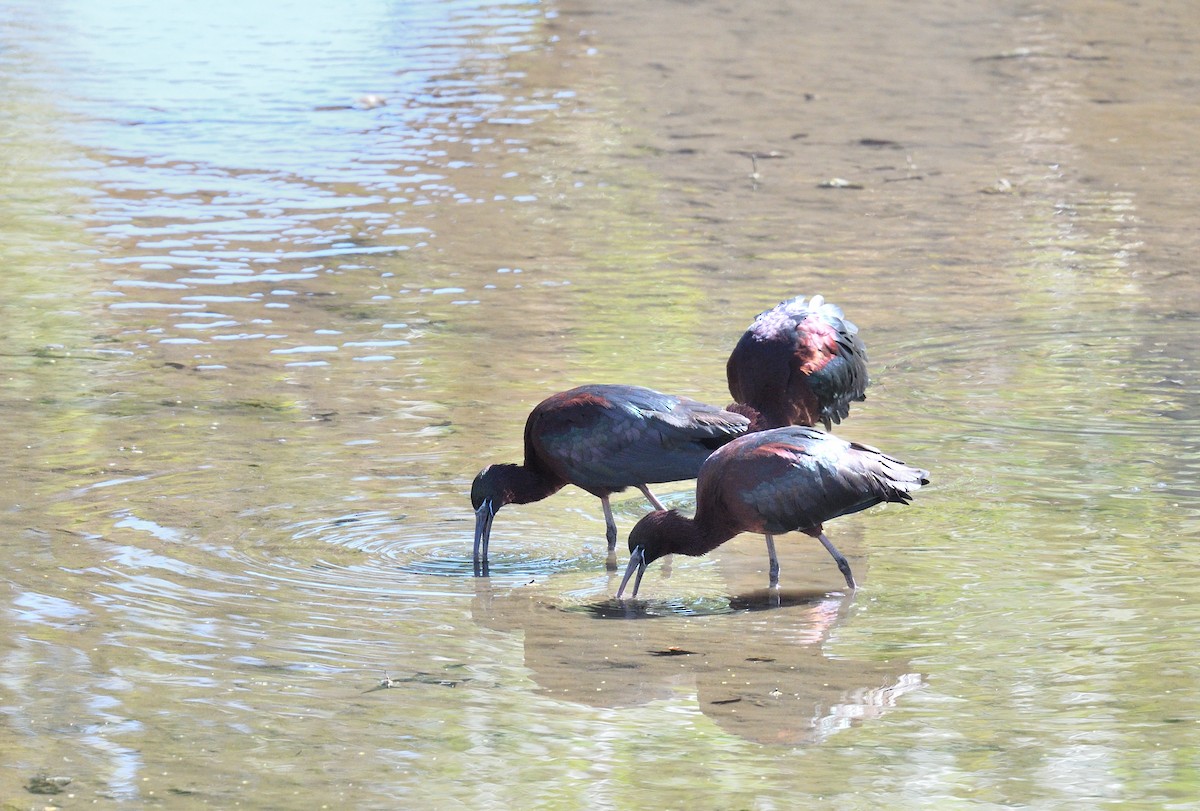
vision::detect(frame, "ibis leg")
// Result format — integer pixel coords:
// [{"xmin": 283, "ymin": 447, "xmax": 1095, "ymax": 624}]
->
[
  {"xmin": 601, "ymin": 495, "xmax": 618, "ymax": 571},
  {"xmin": 638, "ymin": 486, "xmax": 669, "ymax": 575},
  {"xmin": 637, "ymin": 484, "xmax": 666, "ymax": 511},
  {"xmin": 817, "ymin": 532, "xmax": 857, "ymax": 590},
  {"xmin": 764, "ymin": 533, "xmax": 780, "ymax": 588}
]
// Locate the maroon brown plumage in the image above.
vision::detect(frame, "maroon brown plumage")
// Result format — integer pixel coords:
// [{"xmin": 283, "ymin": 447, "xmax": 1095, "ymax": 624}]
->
[
  {"xmin": 471, "ymin": 384, "xmax": 749, "ymax": 574},
  {"xmin": 726, "ymin": 295, "xmax": 868, "ymax": 431},
  {"xmin": 617, "ymin": 426, "xmax": 928, "ymax": 598}
]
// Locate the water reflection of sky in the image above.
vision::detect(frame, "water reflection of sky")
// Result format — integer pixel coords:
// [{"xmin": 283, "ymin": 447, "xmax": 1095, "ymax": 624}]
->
[
  {"xmin": 9, "ymin": 0, "xmax": 565, "ymax": 367},
  {"xmin": 45, "ymin": 0, "xmax": 543, "ymax": 179}
]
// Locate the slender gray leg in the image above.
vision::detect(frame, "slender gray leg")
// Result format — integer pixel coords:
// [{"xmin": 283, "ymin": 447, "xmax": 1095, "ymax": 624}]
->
[
  {"xmin": 817, "ymin": 532, "xmax": 857, "ymax": 590},
  {"xmin": 601, "ymin": 495, "xmax": 618, "ymax": 571},
  {"xmin": 634, "ymin": 485, "xmax": 671, "ymax": 574},
  {"xmin": 637, "ymin": 484, "xmax": 666, "ymax": 511},
  {"xmin": 764, "ymin": 533, "xmax": 780, "ymax": 588}
]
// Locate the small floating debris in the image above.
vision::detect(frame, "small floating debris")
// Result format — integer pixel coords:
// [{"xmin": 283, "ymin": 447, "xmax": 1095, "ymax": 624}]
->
[
  {"xmin": 26, "ymin": 774, "xmax": 72, "ymax": 795},
  {"xmin": 355, "ymin": 94, "xmax": 387, "ymax": 109},
  {"xmin": 313, "ymin": 94, "xmax": 388, "ymax": 112},
  {"xmin": 973, "ymin": 47, "xmax": 1037, "ymax": 62},
  {"xmin": 366, "ymin": 674, "xmax": 406, "ymax": 692},
  {"xmin": 364, "ymin": 670, "xmax": 470, "ymax": 693},
  {"xmin": 818, "ymin": 177, "xmax": 864, "ymax": 189},
  {"xmin": 982, "ymin": 178, "xmax": 1014, "ymax": 195},
  {"xmin": 732, "ymin": 149, "xmax": 786, "ymax": 160},
  {"xmin": 649, "ymin": 647, "xmax": 698, "ymax": 657}
]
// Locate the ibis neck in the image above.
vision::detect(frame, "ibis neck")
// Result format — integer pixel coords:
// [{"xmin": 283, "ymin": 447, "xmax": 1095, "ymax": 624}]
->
[
  {"xmin": 496, "ymin": 462, "xmax": 566, "ymax": 505},
  {"xmin": 653, "ymin": 510, "xmax": 739, "ymax": 558}
]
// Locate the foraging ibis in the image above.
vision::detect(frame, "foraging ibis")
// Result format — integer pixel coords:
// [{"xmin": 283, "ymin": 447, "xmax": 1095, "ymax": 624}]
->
[
  {"xmin": 471, "ymin": 384, "xmax": 749, "ymax": 574},
  {"xmin": 617, "ymin": 425, "xmax": 928, "ymax": 597}
]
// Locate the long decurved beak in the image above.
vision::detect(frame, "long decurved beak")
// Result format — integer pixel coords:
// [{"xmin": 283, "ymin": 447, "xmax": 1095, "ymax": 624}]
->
[
  {"xmin": 473, "ymin": 501, "xmax": 495, "ymax": 575},
  {"xmin": 616, "ymin": 545, "xmax": 647, "ymax": 599}
]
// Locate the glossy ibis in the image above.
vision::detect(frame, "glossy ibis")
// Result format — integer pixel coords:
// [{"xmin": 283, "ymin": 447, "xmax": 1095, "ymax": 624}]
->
[
  {"xmin": 617, "ymin": 426, "xmax": 928, "ymax": 598},
  {"xmin": 471, "ymin": 384, "xmax": 749, "ymax": 574},
  {"xmin": 726, "ymin": 295, "xmax": 868, "ymax": 431}
]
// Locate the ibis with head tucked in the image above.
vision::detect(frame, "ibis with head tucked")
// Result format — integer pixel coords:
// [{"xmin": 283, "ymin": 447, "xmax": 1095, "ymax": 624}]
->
[
  {"xmin": 617, "ymin": 426, "xmax": 928, "ymax": 598},
  {"xmin": 471, "ymin": 384, "xmax": 749, "ymax": 574},
  {"xmin": 726, "ymin": 295, "xmax": 868, "ymax": 431}
]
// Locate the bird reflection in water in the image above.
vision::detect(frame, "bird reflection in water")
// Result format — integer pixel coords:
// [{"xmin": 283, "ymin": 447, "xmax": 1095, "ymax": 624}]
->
[{"xmin": 470, "ymin": 576, "xmax": 922, "ymax": 746}]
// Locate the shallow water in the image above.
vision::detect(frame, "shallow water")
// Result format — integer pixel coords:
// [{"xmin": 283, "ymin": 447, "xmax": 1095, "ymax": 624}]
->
[{"xmin": 3, "ymin": 0, "xmax": 1200, "ymax": 807}]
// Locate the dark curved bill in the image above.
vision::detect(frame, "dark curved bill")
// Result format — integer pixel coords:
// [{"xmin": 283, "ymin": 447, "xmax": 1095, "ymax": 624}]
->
[
  {"xmin": 616, "ymin": 545, "xmax": 647, "ymax": 599},
  {"xmin": 473, "ymin": 502, "xmax": 494, "ymax": 572}
]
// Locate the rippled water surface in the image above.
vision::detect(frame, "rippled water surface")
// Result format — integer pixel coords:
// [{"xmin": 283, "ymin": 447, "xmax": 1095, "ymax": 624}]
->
[{"xmin": 3, "ymin": 0, "xmax": 1200, "ymax": 807}]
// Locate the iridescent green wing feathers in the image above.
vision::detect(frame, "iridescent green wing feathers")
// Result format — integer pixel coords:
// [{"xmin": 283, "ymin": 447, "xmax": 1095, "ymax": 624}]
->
[{"xmin": 528, "ymin": 384, "xmax": 748, "ymax": 494}]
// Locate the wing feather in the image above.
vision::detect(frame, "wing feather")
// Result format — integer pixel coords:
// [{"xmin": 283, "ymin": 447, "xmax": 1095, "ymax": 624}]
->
[
  {"xmin": 702, "ymin": 427, "xmax": 926, "ymax": 534},
  {"xmin": 529, "ymin": 385, "xmax": 749, "ymax": 493}
]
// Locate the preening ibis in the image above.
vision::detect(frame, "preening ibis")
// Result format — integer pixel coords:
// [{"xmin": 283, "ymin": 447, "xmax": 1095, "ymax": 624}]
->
[
  {"xmin": 471, "ymin": 384, "xmax": 749, "ymax": 574},
  {"xmin": 726, "ymin": 295, "xmax": 868, "ymax": 431},
  {"xmin": 617, "ymin": 426, "xmax": 928, "ymax": 598}
]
